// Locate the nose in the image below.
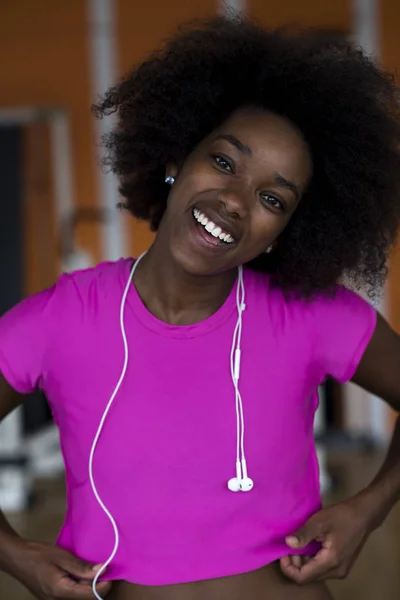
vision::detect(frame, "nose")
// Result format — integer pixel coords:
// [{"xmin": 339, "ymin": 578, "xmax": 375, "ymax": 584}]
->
[{"xmin": 218, "ymin": 184, "xmax": 249, "ymax": 219}]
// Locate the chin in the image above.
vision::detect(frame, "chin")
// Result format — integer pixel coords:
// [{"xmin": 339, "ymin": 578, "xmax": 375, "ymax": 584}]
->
[
  {"xmin": 171, "ymin": 244, "xmax": 239, "ymax": 278},
  {"xmin": 173, "ymin": 247, "xmax": 215, "ymax": 276}
]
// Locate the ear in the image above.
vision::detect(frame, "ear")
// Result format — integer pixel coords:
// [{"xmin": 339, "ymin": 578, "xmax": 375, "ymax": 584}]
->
[{"xmin": 165, "ymin": 163, "xmax": 179, "ymax": 180}]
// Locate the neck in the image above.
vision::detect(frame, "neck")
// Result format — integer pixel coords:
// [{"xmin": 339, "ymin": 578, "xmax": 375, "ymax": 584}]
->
[{"xmin": 132, "ymin": 243, "xmax": 237, "ymax": 326}]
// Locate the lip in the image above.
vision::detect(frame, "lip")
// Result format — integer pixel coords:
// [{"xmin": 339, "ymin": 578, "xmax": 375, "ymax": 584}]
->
[{"xmin": 187, "ymin": 209, "xmax": 238, "ymax": 253}]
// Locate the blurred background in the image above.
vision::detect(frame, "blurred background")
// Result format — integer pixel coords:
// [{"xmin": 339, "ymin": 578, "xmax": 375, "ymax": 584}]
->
[{"xmin": 0, "ymin": 1, "xmax": 399, "ymax": 598}]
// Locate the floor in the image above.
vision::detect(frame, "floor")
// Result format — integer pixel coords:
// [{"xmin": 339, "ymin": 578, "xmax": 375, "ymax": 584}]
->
[{"xmin": 1, "ymin": 449, "xmax": 399, "ymax": 599}]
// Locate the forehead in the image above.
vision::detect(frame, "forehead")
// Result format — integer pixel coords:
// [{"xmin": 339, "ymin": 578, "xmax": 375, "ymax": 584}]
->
[{"xmin": 211, "ymin": 107, "xmax": 312, "ymax": 184}]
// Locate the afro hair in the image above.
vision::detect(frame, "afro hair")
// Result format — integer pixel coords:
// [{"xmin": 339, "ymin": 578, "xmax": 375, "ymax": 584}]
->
[{"xmin": 93, "ymin": 15, "xmax": 400, "ymax": 298}]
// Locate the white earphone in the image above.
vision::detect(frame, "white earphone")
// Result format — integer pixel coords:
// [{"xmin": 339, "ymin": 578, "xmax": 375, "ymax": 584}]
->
[
  {"xmin": 227, "ymin": 265, "xmax": 254, "ymax": 493},
  {"xmin": 88, "ymin": 255, "xmax": 142, "ymax": 599},
  {"xmin": 88, "ymin": 254, "xmax": 253, "ymax": 599}
]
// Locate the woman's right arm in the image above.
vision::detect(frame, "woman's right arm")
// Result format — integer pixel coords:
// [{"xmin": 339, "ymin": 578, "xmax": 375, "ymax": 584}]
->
[
  {"xmin": 0, "ymin": 372, "xmax": 25, "ymax": 556},
  {"xmin": 0, "ymin": 376, "xmax": 112, "ymax": 599},
  {"xmin": 0, "ymin": 273, "xmax": 114, "ymax": 597}
]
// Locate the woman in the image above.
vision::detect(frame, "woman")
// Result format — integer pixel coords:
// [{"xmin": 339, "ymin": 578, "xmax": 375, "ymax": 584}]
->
[{"xmin": 1, "ymin": 15, "xmax": 400, "ymax": 600}]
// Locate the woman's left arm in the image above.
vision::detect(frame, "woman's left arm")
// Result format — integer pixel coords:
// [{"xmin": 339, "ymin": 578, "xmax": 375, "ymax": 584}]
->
[
  {"xmin": 350, "ymin": 313, "xmax": 400, "ymax": 520},
  {"xmin": 281, "ymin": 313, "xmax": 400, "ymax": 584}
]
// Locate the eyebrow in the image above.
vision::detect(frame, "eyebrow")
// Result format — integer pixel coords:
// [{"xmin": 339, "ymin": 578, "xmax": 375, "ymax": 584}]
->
[
  {"xmin": 214, "ymin": 134, "xmax": 253, "ymax": 156},
  {"xmin": 273, "ymin": 172, "xmax": 300, "ymax": 202}
]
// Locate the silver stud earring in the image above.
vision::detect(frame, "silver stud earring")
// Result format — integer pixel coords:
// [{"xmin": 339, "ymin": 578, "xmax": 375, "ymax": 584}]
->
[
  {"xmin": 265, "ymin": 245, "xmax": 273, "ymax": 254},
  {"xmin": 165, "ymin": 176, "xmax": 175, "ymax": 185}
]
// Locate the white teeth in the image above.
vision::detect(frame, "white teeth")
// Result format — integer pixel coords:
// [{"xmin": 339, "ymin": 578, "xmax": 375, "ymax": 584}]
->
[
  {"xmin": 212, "ymin": 227, "xmax": 222, "ymax": 238},
  {"xmin": 192, "ymin": 209, "xmax": 235, "ymax": 244},
  {"xmin": 205, "ymin": 221, "xmax": 214, "ymax": 233}
]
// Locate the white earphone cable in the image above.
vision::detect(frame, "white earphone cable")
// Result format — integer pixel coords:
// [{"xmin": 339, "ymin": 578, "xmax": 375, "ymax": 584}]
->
[
  {"xmin": 230, "ymin": 317, "xmax": 242, "ymax": 483},
  {"xmin": 89, "ymin": 255, "xmax": 144, "ymax": 600},
  {"xmin": 229, "ymin": 266, "xmax": 251, "ymax": 491},
  {"xmin": 237, "ymin": 271, "xmax": 248, "ymax": 478},
  {"xmin": 90, "ymin": 258, "xmax": 251, "ymax": 599}
]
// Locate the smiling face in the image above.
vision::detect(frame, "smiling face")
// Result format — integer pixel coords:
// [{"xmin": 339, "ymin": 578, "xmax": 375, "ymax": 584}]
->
[{"xmin": 158, "ymin": 107, "xmax": 312, "ymax": 275}]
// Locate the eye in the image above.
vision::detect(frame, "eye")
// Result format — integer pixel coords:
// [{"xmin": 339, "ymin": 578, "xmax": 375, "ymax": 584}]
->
[
  {"xmin": 213, "ymin": 155, "xmax": 234, "ymax": 173},
  {"xmin": 260, "ymin": 194, "xmax": 284, "ymax": 211}
]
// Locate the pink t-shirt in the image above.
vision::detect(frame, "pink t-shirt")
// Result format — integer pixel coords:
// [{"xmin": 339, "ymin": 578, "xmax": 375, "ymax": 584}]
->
[{"xmin": 0, "ymin": 259, "xmax": 376, "ymax": 585}]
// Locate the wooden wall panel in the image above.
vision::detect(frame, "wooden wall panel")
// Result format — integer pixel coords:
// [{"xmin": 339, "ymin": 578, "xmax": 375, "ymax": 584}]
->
[
  {"xmin": 0, "ymin": 1, "xmax": 100, "ymax": 265},
  {"xmin": 248, "ymin": 0, "xmax": 351, "ymax": 30}
]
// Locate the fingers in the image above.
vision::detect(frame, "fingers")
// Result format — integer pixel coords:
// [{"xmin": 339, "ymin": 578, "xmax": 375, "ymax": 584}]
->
[
  {"xmin": 57, "ymin": 574, "xmax": 112, "ymax": 598},
  {"xmin": 285, "ymin": 507, "xmax": 332, "ymax": 550},
  {"xmin": 280, "ymin": 554, "xmax": 310, "ymax": 572},
  {"xmin": 280, "ymin": 548, "xmax": 334, "ymax": 585},
  {"xmin": 49, "ymin": 550, "xmax": 108, "ymax": 598},
  {"xmin": 54, "ymin": 549, "xmax": 102, "ymax": 579},
  {"xmin": 291, "ymin": 555, "xmax": 303, "ymax": 568},
  {"xmin": 286, "ymin": 514, "xmax": 325, "ymax": 549},
  {"xmin": 280, "ymin": 555, "xmax": 293, "ymax": 571}
]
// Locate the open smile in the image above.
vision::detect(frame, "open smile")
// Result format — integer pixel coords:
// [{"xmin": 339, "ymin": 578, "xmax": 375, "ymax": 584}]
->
[{"xmin": 192, "ymin": 209, "xmax": 236, "ymax": 244}]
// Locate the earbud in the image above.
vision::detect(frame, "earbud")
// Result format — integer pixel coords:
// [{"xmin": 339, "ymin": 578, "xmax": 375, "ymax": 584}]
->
[
  {"xmin": 240, "ymin": 458, "xmax": 253, "ymax": 492},
  {"xmin": 227, "ymin": 458, "xmax": 253, "ymax": 492},
  {"xmin": 227, "ymin": 476, "xmax": 253, "ymax": 492},
  {"xmin": 228, "ymin": 477, "xmax": 241, "ymax": 492},
  {"xmin": 228, "ymin": 268, "xmax": 255, "ymax": 495},
  {"xmin": 239, "ymin": 477, "xmax": 254, "ymax": 492},
  {"xmin": 229, "ymin": 460, "xmax": 242, "ymax": 492}
]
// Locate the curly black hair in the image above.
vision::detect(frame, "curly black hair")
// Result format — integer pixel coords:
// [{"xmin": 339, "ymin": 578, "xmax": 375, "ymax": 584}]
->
[{"xmin": 93, "ymin": 15, "xmax": 400, "ymax": 298}]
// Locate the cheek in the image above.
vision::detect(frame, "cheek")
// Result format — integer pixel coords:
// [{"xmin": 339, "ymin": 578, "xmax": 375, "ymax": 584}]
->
[
  {"xmin": 167, "ymin": 167, "xmax": 214, "ymax": 213},
  {"xmin": 248, "ymin": 211, "xmax": 286, "ymax": 249},
  {"xmin": 163, "ymin": 184, "xmax": 192, "ymax": 221}
]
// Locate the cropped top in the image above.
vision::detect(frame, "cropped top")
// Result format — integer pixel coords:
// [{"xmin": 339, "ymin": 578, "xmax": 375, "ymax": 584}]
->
[{"xmin": 0, "ymin": 259, "xmax": 376, "ymax": 585}]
